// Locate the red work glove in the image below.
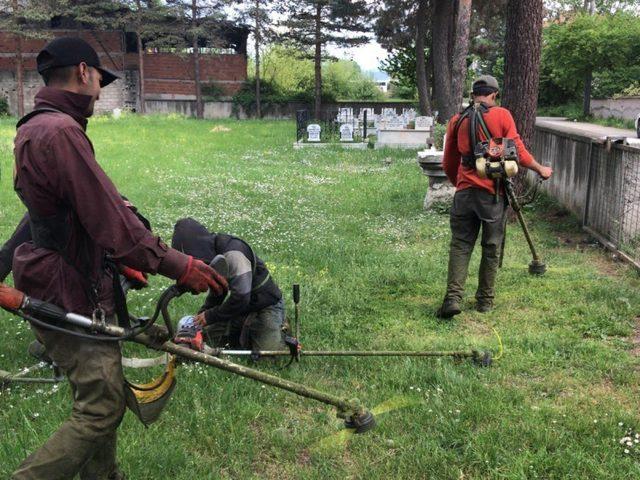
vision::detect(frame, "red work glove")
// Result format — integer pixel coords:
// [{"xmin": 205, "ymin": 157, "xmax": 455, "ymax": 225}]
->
[
  {"xmin": 0, "ymin": 283, "xmax": 25, "ymax": 310},
  {"xmin": 178, "ymin": 256, "xmax": 228, "ymax": 296},
  {"xmin": 119, "ymin": 265, "xmax": 148, "ymax": 290}
]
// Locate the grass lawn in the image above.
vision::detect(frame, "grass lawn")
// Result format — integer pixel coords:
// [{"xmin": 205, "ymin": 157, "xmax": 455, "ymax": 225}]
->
[{"xmin": 1, "ymin": 115, "xmax": 639, "ymax": 479}]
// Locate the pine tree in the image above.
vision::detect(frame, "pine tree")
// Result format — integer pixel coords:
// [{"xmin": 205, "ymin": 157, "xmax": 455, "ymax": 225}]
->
[
  {"xmin": 375, "ymin": 0, "xmax": 432, "ymax": 115},
  {"xmin": 431, "ymin": 0, "xmax": 472, "ymax": 123},
  {"xmin": 119, "ymin": 1, "xmax": 175, "ymax": 114},
  {"xmin": 166, "ymin": 0, "xmax": 227, "ymax": 119},
  {"xmin": 278, "ymin": 0, "xmax": 371, "ymax": 118},
  {"xmin": 0, "ymin": 1, "xmax": 56, "ymax": 116}
]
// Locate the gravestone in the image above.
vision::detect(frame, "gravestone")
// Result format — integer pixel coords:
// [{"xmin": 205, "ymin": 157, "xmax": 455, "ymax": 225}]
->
[
  {"xmin": 359, "ymin": 108, "xmax": 374, "ymax": 122},
  {"xmin": 387, "ymin": 117, "xmax": 406, "ymax": 129},
  {"xmin": 415, "ymin": 116, "xmax": 434, "ymax": 131},
  {"xmin": 307, "ymin": 124, "xmax": 321, "ymax": 142},
  {"xmin": 403, "ymin": 108, "xmax": 417, "ymax": 122},
  {"xmin": 382, "ymin": 108, "xmax": 396, "ymax": 118},
  {"xmin": 337, "ymin": 108, "xmax": 353, "ymax": 123},
  {"xmin": 340, "ymin": 123, "xmax": 354, "ymax": 142}
]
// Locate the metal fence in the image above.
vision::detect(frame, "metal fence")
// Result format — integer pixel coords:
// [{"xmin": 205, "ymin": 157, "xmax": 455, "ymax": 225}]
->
[{"xmin": 533, "ymin": 126, "xmax": 640, "ymax": 266}]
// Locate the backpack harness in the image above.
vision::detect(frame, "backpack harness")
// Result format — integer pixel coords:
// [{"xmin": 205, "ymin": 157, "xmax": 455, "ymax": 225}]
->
[{"xmin": 454, "ymin": 102, "xmax": 520, "ymax": 202}]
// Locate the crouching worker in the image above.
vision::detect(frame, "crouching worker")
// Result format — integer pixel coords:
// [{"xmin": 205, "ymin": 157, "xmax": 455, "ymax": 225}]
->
[{"xmin": 171, "ymin": 217, "xmax": 287, "ymax": 354}]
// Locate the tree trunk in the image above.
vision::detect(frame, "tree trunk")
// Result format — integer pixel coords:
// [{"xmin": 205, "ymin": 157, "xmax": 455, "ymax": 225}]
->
[
  {"xmin": 582, "ymin": 69, "xmax": 592, "ymax": 117},
  {"xmin": 13, "ymin": 0, "xmax": 24, "ymax": 117},
  {"xmin": 449, "ymin": 0, "xmax": 472, "ymax": 116},
  {"xmin": 415, "ymin": 0, "xmax": 431, "ymax": 115},
  {"xmin": 136, "ymin": 0, "xmax": 145, "ymax": 114},
  {"xmin": 431, "ymin": 0, "xmax": 455, "ymax": 123},
  {"xmin": 255, "ymin": 0, "xmax": 261, "ymax": 118},
  {"xmin": 313, "ymin": 2, "xmax": 322, "ymax": 119},
  {"xmin": 15, "ymin": 33, "xmax": 24, "ymax": 117},
  {"xmin": 192, "ymin": 0, "xmax": 203, "ymax": 119},
  {"xmin": 502, "ymin": 0, "xmax": 544, "ymax": 193},
  {"xmin": 502, "ymin": 0, "xmax": 543, "ymax": 149}
]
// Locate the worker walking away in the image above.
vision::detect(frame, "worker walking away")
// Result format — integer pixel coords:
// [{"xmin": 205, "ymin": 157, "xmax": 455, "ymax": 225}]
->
[{"xmin": 436, "ymin": 75, "xmax": 552, "ymax": 319}]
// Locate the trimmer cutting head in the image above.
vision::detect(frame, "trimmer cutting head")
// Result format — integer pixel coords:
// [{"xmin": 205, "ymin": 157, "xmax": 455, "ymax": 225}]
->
[
  {"xmin": 344, "ymin": 410, "xmax": 376, "ymax": 434},
  {"xmin": 528, "ymin": 260, "xmax": 547, "ymax": 275}
]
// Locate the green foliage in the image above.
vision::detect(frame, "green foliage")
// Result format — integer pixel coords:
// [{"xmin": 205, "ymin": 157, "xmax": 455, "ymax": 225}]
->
[
  {"xmin": 540, "ymin": 12, "xmax": 640, "ymax": 104},
  {"xmin": 0, "ymin": 97, "xmax": 9, "ymax": 116},
  {"xmin": 323, "ymin": 61, "xmax": 384, "ymax": 101},
  {"xmin": 254, "ymin": 46, "xmax": 384, "ymax": 103},
  {"xmin": 201, "ymin": 83, "xmax": 225, "ymax": 101},
  {"xmin": 432, "ymin": 122, "xmax": 447, "ymax": 150},
  {"xmin": 380, "ymin": 47, "xmax": 418, "ymax": 100},
  {"xmin": 232, "ymin": 78, "xmax": 335, "ymax": 116}
]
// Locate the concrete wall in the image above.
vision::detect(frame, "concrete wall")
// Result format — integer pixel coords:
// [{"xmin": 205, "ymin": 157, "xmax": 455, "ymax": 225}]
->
[
  {"xmin": 591, "ymin": 97, "xmax": 640, "ymax": 121},
  {"xmin": 532, "ymin": 124, "xmax": 640, "ymax": 250},
  {"xmin": 144, "ymin": 99, "xmax": 247, "ymax": 119}
]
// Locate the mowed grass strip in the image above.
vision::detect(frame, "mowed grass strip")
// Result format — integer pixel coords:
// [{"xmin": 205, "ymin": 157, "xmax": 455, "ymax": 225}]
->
[{"xmin": 1, "ymin": 115, "xmax": 639, "ymax": 479}]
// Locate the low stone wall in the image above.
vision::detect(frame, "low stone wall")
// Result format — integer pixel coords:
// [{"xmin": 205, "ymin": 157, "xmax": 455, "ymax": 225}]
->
[
  {"xmin": 144, "ymin": 99, "xmax": 246, "ymax": 119},
  {"xmin": 591, "ymin": 97, "xmax": 640, "ymax": 122}
]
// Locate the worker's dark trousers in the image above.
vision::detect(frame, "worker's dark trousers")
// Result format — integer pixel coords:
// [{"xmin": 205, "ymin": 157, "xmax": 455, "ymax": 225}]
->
[
  {"xmin": 204, "ymin": 298, "xmax": 287, "ymax": 351},
  {"xmin": 12, "ymin": 319, "xmax": 126, "ymax": 480},
  {"xmin": 444, "ymin": 188, "xmax": 507, "ymax": 305}
]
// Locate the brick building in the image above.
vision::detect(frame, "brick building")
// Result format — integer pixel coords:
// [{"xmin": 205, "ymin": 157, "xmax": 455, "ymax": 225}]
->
[{"xmin": 0, "ymin": 26, "xmax": 248, "ymax": 115}]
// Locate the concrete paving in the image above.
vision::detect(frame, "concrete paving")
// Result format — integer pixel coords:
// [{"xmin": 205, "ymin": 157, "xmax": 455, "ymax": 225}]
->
[{"xmin": 536, "ymin": 117, "xmax": 637, "ymax": 141}]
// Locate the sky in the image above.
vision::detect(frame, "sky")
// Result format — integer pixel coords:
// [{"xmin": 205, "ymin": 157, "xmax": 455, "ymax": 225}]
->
[{"xmin": 326, "ymin": 41, "xmax": 389, "ymax": 73}]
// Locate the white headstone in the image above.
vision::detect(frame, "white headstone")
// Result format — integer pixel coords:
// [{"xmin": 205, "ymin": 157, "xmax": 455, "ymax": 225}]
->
[
  {"xmin": 112, "ymin": 108, "xmax": 122, "ymax": 119},
  {"xmin": 340, "ymin": 123, "xmax": 354, "ymax": 142},
  {"xmin": 382, "ymin": 108, "xmax": 396, "ymax": 118},
  {"xmin": 388, "ymin": 117, "xmax": 405, "ymax": 129},
  {"xmin": 337, "ymin": 107, "xmax": 353, "ymax": 123},
  {"xmin": 307, "ymin": 124, "xmax": 321, "ymax": 142},
  {"xmin": 415, "ymin": 116, "xmax": 434, "ymax": 131},
  {"xmin": 403, "ymin": 108, "xmax": 417, "ymax": 121}
]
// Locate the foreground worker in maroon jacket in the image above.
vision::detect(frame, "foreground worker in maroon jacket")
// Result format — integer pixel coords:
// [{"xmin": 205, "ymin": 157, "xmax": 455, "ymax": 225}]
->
[
  {"xmin": 436, "ymin": 75, "xmax": 552, "ymax": 319},
  {"xmin": 10, "ymin": 37, "xmax": 228, "ymax": 480}
]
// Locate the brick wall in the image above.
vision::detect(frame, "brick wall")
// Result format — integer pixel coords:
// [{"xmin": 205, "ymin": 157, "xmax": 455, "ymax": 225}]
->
[
  {"xmin": 0, "ymin": 30, "xmax": 247, "ymax": 114},
  {"xmin": 127, "ymin": 52, "xmax": 246, "ymax": 98}
]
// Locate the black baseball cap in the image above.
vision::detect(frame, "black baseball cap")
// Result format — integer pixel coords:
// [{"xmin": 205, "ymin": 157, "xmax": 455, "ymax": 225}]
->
[{"xmin": 36, "ymin": 37, "xmax": 119, "ymax": 88}]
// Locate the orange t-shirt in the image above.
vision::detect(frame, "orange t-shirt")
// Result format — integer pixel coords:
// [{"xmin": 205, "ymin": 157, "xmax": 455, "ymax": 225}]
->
[{"xmin": 442, "ymin": 105, "xmax": 535, "ymax": 195}]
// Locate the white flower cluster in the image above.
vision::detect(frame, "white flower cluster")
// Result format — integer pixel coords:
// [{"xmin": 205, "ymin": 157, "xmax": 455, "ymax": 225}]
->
[{"xmin": 618, "ymin": 423, "xmax": 640, "ymax": 456}]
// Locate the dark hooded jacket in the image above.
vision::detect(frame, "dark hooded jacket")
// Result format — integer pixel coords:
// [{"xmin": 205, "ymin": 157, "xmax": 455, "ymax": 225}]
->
[
  {"xmin": 12, "ymin": 87, "xmax": 188, "ymax": 315},
  {"xmin": 171, "ymin": 218, "xmax": 282, "ymax": 325}
]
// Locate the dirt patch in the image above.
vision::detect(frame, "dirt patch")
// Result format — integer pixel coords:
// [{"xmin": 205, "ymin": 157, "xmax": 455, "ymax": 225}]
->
[
  {"xmin": 297, "ymin": 448, "xmax": 312, "ymax": 467},
  {"xmin": 632, "ymin": 317, "xmax": 640, "ymax": 358}
]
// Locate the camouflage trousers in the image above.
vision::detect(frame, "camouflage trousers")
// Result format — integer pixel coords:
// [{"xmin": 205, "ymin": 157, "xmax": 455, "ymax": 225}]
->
[
  {"xmin": 444, "ymin": 188, "xmax": 507, "ymax": 305},
  {"xmin": 12, "ymin": 319, "xmax": 126, "ymax": 480}
]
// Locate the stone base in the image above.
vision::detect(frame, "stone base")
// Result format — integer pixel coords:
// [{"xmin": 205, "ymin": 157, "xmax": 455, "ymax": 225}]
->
[
  {"xmin": 375, "ymin": 129, "xmax": 432, "ymax": 149},
  {"xmin": 424, "ymin": 179, "xmax": 456, "ymax": 210},
  {"xmin": 293, "ymin": 142, "xmax": 368, "ymax": 149}
]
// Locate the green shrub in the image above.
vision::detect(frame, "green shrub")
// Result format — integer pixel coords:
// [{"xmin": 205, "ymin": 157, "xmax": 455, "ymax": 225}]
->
[
  {"xmin": 0, "ymin": 97, "xmax": 10, "ymax": 116},
  {"xmin": 202, "ymin": 83, "xmax": 226, "ymax": 101},
  {"xmin": 232, "ymin": 79, "xmax": 336, "ymax": 117},
  {"xmin": 432, "ymin": 122, "xmax": 447, "ymax": 150}
]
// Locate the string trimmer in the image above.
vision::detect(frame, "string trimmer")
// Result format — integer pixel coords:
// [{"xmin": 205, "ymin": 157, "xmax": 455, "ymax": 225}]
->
[
  {"xmin": 0, "ymin": 282, "xmax": 376, "ymax": 433},
  {"xmin": 200, "ymin": 284, "xmax": 495, "ymax": 367}
]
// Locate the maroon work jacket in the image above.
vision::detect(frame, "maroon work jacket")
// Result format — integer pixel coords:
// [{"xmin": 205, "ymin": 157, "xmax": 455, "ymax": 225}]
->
[{"xmin": 12, "ymin": 87, "xmax": 188, "ymax": 316}]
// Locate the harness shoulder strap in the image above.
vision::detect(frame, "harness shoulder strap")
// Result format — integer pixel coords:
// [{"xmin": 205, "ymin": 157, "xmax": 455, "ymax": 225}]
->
[{"xmin": 16, "ymin": 108, "xmax": 64, "ymax": 129}]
